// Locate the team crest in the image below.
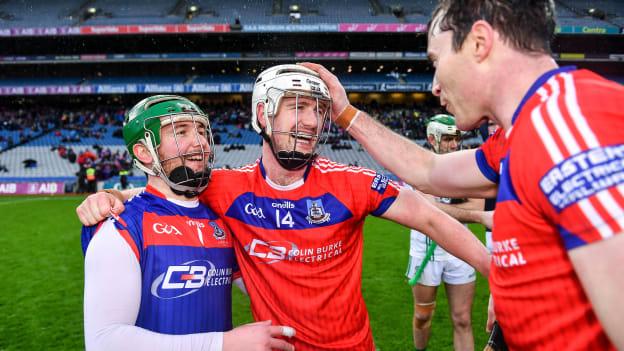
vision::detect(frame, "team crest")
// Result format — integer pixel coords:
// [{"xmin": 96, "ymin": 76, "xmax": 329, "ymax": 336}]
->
[
  {"xmin": 210, "ymin": 221, "xmax": 226, "ymax": 240},
  {"xmin": 306, "ymin": 199, "xmax": 330, "ymax": 224}
]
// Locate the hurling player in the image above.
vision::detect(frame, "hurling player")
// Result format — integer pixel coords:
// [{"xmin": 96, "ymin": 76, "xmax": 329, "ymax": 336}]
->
[
  {"xmin": 77, "ymin": 65, "xmax": 489, "ymax": 351},
  {"xmin": 81, "ymin": 95, "xmax": 294, "ymax": 351},
  {"xmin": 302, "ymin": 0, "xmax": 624, "ymax": 349},
  {"xmin": 406, "ymin": 115, "xmax": 484, "ymax": 351}
]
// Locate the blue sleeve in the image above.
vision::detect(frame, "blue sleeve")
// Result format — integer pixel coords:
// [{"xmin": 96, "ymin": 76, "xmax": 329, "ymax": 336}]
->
[
  {"xmin": 371, "ymin": 196, "xmax": 398, "ymax": 217},
  {"xmin": 475, "ymin": 149, "xmax": 500, "ymax": 184}
]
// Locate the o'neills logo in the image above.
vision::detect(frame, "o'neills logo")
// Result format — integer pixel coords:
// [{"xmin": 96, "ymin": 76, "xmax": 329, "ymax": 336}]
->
[{"xmin": 272, "ymin": 201, "xmax": 295, "ymax": 209}]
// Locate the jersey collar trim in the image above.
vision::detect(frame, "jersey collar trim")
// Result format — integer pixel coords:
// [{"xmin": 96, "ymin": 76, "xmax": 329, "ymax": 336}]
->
[
  {"xmin": 511, "ymin": 65, "xmax": 577, "ymax": 125},
  {"xmin": 145, "ymin": 184, "xmax": 199, "ymax": 208},
  {"xmin": 146, "ymin": 184, "xmax": 166, "ymax": 199},
  {"xmin": 265, "ymin": 175, "xmax": 305, "ymax": 191},
  {"xmin": 258, "ymin": 157, "xmax": 313, "ymax": 188}
]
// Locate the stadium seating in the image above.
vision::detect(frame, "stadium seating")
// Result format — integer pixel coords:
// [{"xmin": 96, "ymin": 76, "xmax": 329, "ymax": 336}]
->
[
  {"xmin": 0, "ymin": 0, "xmax": 79, "ymax": 28},
  {"xmin": 1, "ymin": 0, "xmax": 620, "ymax": 28}
]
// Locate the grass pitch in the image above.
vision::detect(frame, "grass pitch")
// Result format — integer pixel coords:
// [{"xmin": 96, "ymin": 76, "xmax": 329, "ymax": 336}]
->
[{"xmin": 0, "ymin": 195, "xmax": 489, "ymax": 350}]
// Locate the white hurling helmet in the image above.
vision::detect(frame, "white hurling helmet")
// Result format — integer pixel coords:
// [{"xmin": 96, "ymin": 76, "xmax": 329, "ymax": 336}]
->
[{"xmin": 251, "ymin": 64, "xmax": 331, "ymax": 170}]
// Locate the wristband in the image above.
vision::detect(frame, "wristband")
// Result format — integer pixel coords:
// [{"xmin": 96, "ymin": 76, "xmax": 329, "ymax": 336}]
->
[
  {"xmin": 345, "ymin": 110, "xmax": 361, "ymax": 132},
  {"xmin": 335, "ymin": 104, "xmax": 360, "ymax": 130}
]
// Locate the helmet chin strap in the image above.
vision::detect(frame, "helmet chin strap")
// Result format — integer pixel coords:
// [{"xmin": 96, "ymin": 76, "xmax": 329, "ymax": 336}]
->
[
  {"xmin": 140, "ymin": 138, "xmax": 212, "ymax": 198},
  {"xmin": 262, "ymin": 129, "xmax": 316, "ymax": 171},
  {"xmin": 275, "ymin": 150, "xmax": 313, "ymax": 170},
  {"xmin": 166, "ymin": 166, "xmax": 211, "ymax": 198}
]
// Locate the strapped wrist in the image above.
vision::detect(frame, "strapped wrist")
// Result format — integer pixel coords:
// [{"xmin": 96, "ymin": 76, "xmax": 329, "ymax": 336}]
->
[{"xmin": 335, "ymin": 104, "xmax": 360, "ymax": 130}]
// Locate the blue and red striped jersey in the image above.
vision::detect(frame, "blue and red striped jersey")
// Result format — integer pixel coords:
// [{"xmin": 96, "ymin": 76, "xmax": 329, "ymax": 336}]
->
[{"xmin": 82, "ymin": 185, "xmax": 239, "ymax": 335}]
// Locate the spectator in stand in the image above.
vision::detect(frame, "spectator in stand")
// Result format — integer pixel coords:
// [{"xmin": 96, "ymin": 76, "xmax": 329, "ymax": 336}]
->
[{"xmin": 85, "ymin": 161, "xmax": 97, "ymax": 193}]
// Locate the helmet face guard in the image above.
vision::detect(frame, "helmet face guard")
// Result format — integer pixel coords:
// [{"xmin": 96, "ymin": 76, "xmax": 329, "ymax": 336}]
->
[
  {"xmin": 264, "ymin": 88, "xmax": 331, "ymax": 170},
  {"xmin": 147, "ymin": 113, "xmax": 214, "ymax": 197},
  {"xmin": 124, "ymin": 95, "xmax": 215, "ymax": 197},
  {"xmin": 251, "ymin": 65, "xmax": 332, "ymax": 170}
]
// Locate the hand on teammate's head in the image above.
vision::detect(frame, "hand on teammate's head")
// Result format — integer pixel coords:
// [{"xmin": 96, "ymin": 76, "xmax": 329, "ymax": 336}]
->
[{"xmin": 297, "ymin": 62, "xmax": 349, "ymax": 121}]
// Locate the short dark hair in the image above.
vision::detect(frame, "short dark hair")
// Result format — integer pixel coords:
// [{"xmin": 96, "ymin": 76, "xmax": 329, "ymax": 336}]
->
[{"xmin": 430, "ymin": 0, "xmax": 556, "ymax": 54}]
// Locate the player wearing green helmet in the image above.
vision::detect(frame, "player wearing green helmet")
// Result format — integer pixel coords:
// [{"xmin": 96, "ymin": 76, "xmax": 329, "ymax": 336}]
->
[
  {"xmin": 123, "ymin": 95, "xmax": 215, "ymax": 197},
  {"xmin": 82, "ymin": 94, "xmax": 296, "ymax": 351},
  {"xmin": 77, "ymin": 68, "xmax": 490, "ymax": 351}
]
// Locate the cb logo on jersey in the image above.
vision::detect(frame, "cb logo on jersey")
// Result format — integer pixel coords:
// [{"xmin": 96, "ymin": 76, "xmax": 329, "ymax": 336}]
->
[
  {"xmin": 150, "ymin": 260, "xmax": 230, "ymax": 299},
  {"xmin": 245, "ymin": 238, "xmax": 298, "ymax": 264}
]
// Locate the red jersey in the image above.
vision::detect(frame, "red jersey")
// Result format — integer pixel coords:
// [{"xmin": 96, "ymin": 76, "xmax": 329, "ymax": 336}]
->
[
  {"xmin": 477, "ymin": 67, "xmax": 622, "ymax": 350},
  {"xmin": 200, "ymin": 157, "xmax": 399, "ymax": 350}
]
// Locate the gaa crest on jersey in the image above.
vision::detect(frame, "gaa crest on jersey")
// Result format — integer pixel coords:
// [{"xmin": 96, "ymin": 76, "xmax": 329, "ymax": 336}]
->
[
  {"xmin": 306, "ymin": 199, "xmax": 331, "ymax": 224},
  {"xmin": 210, "ymin": 221, "xmax": 226, "ymax": 240}
]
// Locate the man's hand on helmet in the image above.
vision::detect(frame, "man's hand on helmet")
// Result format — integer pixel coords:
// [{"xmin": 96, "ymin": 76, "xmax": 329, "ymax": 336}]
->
[{"xmin": 297, "ymin": 62, "xmax": 349, "ymax": 122}]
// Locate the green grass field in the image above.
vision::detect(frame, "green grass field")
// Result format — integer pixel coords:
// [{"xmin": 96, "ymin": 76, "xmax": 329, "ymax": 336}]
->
[{"xmin": 0, "ymin": 195, "xmax": 490, "ymax": 350}]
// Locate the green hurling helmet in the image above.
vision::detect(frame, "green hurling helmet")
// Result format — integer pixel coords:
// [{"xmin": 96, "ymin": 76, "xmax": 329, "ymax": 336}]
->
[
  {"xmin": 426, "ymin": 114, "xmax": 461, "ymax": 153},
  {"xmin": 123, "ymin": 95, "xmax": 215, "ymax": 197}
]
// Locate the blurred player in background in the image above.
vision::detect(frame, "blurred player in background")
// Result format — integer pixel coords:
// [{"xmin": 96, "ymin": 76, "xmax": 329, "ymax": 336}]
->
[
  {"xmin": 77, "ymin": 65, "xmax": 489, "ymax": 351},
  {"xmin": 406, "ymin": 115, "xmax": 483, "ymax": 351},
  {"xmin": 81, "ymin": 95, "xmax": 295, "ymax": 351},
  {"xmin": 302, "ymin": 0, "xmax": 624, "ymax": 349}
]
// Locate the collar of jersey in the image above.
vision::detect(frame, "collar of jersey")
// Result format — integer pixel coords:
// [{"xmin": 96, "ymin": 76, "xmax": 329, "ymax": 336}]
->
[
  {"xmin": 511, "ymin": 65, "xmax": 577, "ymax": 125},
  {"xmin": 145, "ymin": 184, "xmax": 199, "ymax": 208},
  {"xmin": 258, "ymin": 157, "xmax": 312, "ymax": 190}
]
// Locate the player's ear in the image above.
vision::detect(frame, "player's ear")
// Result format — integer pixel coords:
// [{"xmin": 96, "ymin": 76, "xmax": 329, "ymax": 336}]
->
[
  {"xmin": 469, "ymin": 20, "xmax": 494, "ymax": 63},
  {"xmin": 256, "ymin": 102, "xmax": 267, "ymax": 128},
  {"xmin": 133, "ymin": 142, "xmax": 153, "ymax": 165},
  {"xmin": 427, "ymin": 134, "xmax": 436, "ymax": 146}
]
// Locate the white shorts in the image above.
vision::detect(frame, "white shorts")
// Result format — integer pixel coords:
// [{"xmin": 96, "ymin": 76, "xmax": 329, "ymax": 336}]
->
[{"xmin": 405, "ymin": 255, "xmax": 476, "ymax": 286}]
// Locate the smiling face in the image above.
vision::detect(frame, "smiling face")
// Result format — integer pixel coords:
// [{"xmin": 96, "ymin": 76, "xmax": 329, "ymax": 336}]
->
[
  {"xmin": 269, "ymin": 95, "xmax": 329, "ymax": 155},
  {"xmin": 157, "ymin": 118, "xmax": 212, "ymax": 176},
  {"xmin": 427, "ymin": 14, "xmax": 488, "ymax": 131}
]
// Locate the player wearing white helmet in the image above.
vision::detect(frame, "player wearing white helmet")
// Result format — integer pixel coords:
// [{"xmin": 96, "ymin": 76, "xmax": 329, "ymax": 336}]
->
[
  {"xmin": 251, "ymin": 64, "xmax": 331, "ymax": 170},
  {"xmin": 426, "ymin": 114, "xmax": 461, "ymax": 154},
  {"xmin": 405, "ymin": 114, "xmax": 482, "ymax": 351},
  {"xmin": 81, "ymin": 95, "xmax": 296, "ymax": 351},
  {"xmin": 76, "ymin": 66, "xmax": 489, "ymax": 351}
]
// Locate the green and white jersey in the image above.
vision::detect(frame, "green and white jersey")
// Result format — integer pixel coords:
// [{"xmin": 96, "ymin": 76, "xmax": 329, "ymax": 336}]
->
[{"xmin": 409, "ymin": 197, "xmax": 466, "ymax": 262}]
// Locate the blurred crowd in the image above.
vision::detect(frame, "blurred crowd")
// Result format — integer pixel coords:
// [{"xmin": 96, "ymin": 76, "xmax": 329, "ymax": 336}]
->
[{"xmin": 0, "ymin": 100, "xmax": 483, "ymax": 181}]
